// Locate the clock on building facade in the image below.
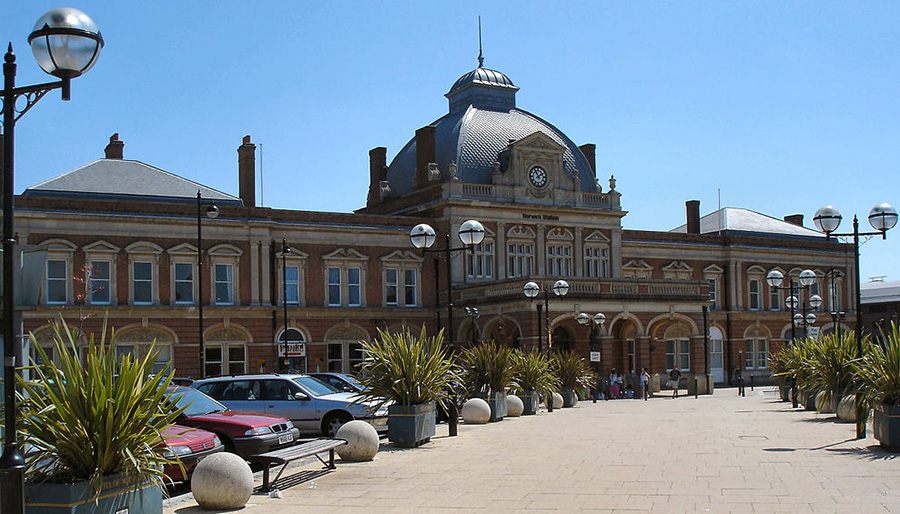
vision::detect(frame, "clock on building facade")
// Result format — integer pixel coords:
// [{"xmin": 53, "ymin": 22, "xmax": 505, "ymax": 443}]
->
[{"xmin": 529, "ymin": 165, "xmax": 548, "ymax": 188}]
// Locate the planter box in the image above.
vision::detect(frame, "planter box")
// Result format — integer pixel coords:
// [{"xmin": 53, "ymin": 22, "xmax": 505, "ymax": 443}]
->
[
  {"xmin": 477, "ymin": 391, "xmax": 507, "ymax": 421},
  {"xmin": 25, "ymin": 474, "xmax": 161, "ymax": 514},
  {"xmin": 561, "ymin": 389, "xmax": 578, "ymax": 407},
  {"xmin": 874, "ymin": 403, "xmax": 900, "ymax": 451},
  {"xmin": 779, "ymin": 382, "xmax": 791, "ymax": 402},
  {"xmin": 388, "ymin": 402, "xmax": 436, "ymax": 448},
  {"xmin": 520, "ymin": 391, "xmax": 540, "ymax": 415}
]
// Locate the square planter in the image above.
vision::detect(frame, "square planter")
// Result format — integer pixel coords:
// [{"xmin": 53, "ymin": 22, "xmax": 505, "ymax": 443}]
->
[
  {"xmin": 561, "ymin": 389, "xmax": 578, "ymax": 407},
  {"xmin": 477, "ymin": 391, "xmax": 507, "ymax": 421},
  {"xmin": 388, "ymin": 401, "xmax": 436, "ymax": 448},
  {"xmin": 520, "ymin": 391, "xmax": 540, "ymax": 415},
  {"xmin": 874, "ymin": 403, "xmax": 900, "ymax": 451},
  {"xmin": 25, "ymin": 474, "xmax": 161, "ymax": 514}
]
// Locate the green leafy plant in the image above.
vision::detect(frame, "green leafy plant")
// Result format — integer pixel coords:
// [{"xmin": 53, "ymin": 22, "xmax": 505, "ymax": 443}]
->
[
  {"xmin": 17, "ymin": 316, "xmax": 182, "ymax": 499},
  {"xmin": 459, "ymin": 341, "xmax": 515, "ymax": 395},
  {"xmin": 803, "ymin": 332, "xmax": 859, "ymax": 405},
  {"xmin": 852, "ymin": 322, "xmax": 900, "ymax": 408},
  {"xmin": 510, "ymin": 349, "xmax": 559, "ymax": 393},
  {"xmin": 356, "ymin": 326, "xmax": 456, "ymax": 407},
  {"xmin": 551, "ymin": 350, "xmax": 593, "ymax": 393}
]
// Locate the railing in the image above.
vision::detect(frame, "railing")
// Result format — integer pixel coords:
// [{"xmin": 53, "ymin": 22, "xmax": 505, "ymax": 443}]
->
[{"xmin": 457, "ymin": 277, "xmax": 708, "ymax": 302}]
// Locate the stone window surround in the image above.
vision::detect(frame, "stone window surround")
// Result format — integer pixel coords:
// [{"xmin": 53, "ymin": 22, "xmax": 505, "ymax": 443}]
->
[
  {"xmin": 82, "ymin": 240, "xmax": 121, "ymax": 306},
  {"xmin": 380, "ymin": 250, "xmax": 423, "ymax": 308},
  {"xmin": 125, "ymin": 241, "xmax": 162, "ymax": 306},
  {"xmin": 323, "ymin": 248, "xmax": 369, "ymax": 308}
]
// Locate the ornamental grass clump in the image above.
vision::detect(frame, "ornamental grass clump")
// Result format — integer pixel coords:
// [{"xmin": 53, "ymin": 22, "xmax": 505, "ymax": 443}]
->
[
  {"xmin": 853, "ymin": 322, "xmax": 900, "ymax": 409},
  {"xmin": 17, "ymin": 316, "xmax": 182, "ymax": 499},
  {"xmin": 551, "ymin": 350, "xmax": 593, "ymax": 394},
  {"xmin": 459, "ymin": 341, "xmax": 515, "ymax": 396},
  {"xmin": 356, "ymin": 326, "xmax": 456, "ymax": 407},
  {"xmin": 804, "ymin": 332, "xmax": 859, "ymax": 406},
  {"xmin": 511, "ymin": 349, "xmax": 558, "ymax": 393}
]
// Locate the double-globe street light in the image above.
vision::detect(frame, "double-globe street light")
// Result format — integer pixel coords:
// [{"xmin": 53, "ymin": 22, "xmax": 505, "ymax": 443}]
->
[
  {"xmin": 523, "ymin": 280, "xmax": 569, "ymax": 412},
  {"xmin": 1, "ymin": 8, "xmax": 103, "ymax": 511},
  {"xmin": 766, "ymin": 268, "xmax": 822, "ymax": 408},
  {"xmin": 196, "ymin": 192, "xmax": 219, "ymax": 379},
  {"xmin": 812, "ymin": 202, "xmax": 898, "ymax": 439},
  {"xmin": 576, "ymin": 312, "xmax": 605, "ymax": 403}
]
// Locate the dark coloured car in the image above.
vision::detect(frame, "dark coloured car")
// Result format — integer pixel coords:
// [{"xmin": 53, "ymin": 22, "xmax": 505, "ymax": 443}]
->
[
  {"xmin": 161, "ymin": 424, "xmax": 224, "ymax": 482},
  {"xmin": 166, "ymin": 386, "xmax": 299, "ymax": 459},
  {"xmin": 308, "ymin": 372, "xmax": 365, "ymax": 393}
]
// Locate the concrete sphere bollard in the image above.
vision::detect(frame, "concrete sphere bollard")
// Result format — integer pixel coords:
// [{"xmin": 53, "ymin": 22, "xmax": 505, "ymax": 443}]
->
[
  {"xmin": 815, "ymin": 391, "xmax": 834, "ymax": 414},
  {"xmin": 335, "ymin": 419, "xmax": 379, "ymax": 461},
  {"xmin": 506, "ymin": 394, "xmax": 524, "ymax": 417},
  {"xmin": 837, "ymin": 395, "xmax": 857, "ymax": 423},
  {"xmin": 545, "ymin": 392, "xmax": 563, "ymax": 410},
  {"xmin": 462, "ymin": 398, "xmax": 491, "ymax": 424},
  {"xmin": 191, "ymin": 452, "xmax": 254, "ymax": 510}
]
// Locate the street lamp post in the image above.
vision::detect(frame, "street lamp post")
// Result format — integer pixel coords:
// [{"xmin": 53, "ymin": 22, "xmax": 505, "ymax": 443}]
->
[
  {"xmin": 576, "ymin": 312, "xmax": 605, "ymax": 403},
  {"xmin": 1, "ymin": 8, "xmax": 103, "ymax": 512},
  {"xmin": 280, "ymin": 238, "xmax": 292, "ymax": 369},
  {"xmin": 523, "ymin": 280, "xmax": 569, "ymax": 412},
  {"xmin": 465, "ymin": 306, "xmax": 480, "ymax": 345},
  {"xmin": 196, "ymin": 191, "xmax": 219, "ymax": 379},
  {"xmin": 813, "ymin": 203, "xmax": 898, "ymax": 439},
  {"xmin": 766, "ymin": 268, "xmax": 821, "ymax": 408},
  {"xmin": 409, "ymin": 220, "xmax": 485, "ymax": 350}
]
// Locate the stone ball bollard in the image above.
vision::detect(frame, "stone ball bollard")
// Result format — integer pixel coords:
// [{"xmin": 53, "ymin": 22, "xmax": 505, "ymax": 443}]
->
[
  {"xmin": 462, "ymin": 398, "xmax": 491, "ymax": 424},
  {"xmin": 546, "ymin": 392, "xmax": 564, "ymax": 410},
  {"xmin": 837, "ymin": 395, "xmax": 857, "ymax": 423},
  {"xmin": 506, "ymin": 394, "xmax": 524, "ymax": 417},
  {"xmin": 815, "ymin": 391, "xmax": 834, "ymax": 414},
  {"xmin": 335, "ymin": 419, "xmax": 380, "ymax": 461},
  {"xmin": 191, "ymin": 452, "xmax": 254, "ymax": 510}
]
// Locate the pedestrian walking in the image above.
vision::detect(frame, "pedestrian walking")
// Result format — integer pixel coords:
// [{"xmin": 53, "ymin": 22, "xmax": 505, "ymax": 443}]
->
[
  {"xmin": 640, "ymin": 367, "xmax": 651, "ymax": 400},
  {"xmin": 667, "ymin": 368, "xmax": 682, "ymax": 398}
]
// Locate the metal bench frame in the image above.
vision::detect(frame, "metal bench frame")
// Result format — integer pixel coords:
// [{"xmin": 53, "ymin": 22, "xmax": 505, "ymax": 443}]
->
[{"xmin": 251, "ymin": 438, "xmax": 348, "ymax": 491}]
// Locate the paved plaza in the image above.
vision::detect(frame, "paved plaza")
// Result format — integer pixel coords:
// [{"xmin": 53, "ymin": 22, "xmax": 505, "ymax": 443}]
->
[{"xmin": 165, "ymin": 387, "xmax": 899, "ymax": 513}]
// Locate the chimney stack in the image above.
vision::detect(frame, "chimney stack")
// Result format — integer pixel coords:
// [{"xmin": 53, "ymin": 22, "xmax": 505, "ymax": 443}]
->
[
  {"xmin": 367, "ymin": 147, "xmax": 388, "ymax": 206},
  {"xmin": 414, "ymin": 125, "xmax": 436, "ymax": 190},
  {"xmin": 686, "ymin": 200, "xmax": 701, "ymax": 234},
  {"xmin": 578, "ymin": 144, "xmax": 596, "ymax": 177},
  {"xmin": 104, "ymin": 133, "xmax": 124, "ymax": 159},
  {"xmin": 784, "ymin": 214, "xmax": 804, "ymax": 227},
  {"xmin": 238, "ymin": 135, "xmax": 256, "ymax": 208}
]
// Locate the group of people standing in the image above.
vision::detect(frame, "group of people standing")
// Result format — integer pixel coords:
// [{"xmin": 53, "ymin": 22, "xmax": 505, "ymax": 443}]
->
[{"xmin": 605, "ymin": 367, "xmax": 682, "ymax": 400}]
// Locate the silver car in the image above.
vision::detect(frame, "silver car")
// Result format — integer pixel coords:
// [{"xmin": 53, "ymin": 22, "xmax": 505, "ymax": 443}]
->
[{"xmin": 192, "ymin": 374, "xmax": 388, "ymax": 437}]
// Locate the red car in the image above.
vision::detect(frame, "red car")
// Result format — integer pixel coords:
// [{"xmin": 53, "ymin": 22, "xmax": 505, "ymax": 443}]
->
[
  {"xmin": 166, "ymin": 386, "xmax": 299, "ymax": 459},
  {"xmin": 161, "ymin": 424, "xmax": 224, "ymax": 482}
]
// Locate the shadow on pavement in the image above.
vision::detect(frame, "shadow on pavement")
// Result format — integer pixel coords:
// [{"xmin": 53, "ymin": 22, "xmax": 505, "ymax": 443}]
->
[{"xmin": 252, "ymin": 468, "xmax": 333, "ymax": 494}]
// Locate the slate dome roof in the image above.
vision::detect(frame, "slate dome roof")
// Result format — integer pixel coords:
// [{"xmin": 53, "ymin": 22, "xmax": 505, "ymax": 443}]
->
[{"xmin": 386, "ymin": 65, "xmax": 597, "ymax": 197}]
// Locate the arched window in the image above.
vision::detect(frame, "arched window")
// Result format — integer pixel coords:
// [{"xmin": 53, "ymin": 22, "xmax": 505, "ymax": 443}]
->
[{"xmin": 550, "ymin": 326, "xmax": 572, "ymax": 353}]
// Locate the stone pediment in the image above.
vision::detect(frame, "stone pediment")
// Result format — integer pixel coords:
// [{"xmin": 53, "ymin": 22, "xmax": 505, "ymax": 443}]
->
[
  {"xmin": 513, "ymin": 131, "xmax": 566, "ymax": 154},
  {"xmin": 584, "ymin": 230, "xmax": 610, "ymax": 243}
]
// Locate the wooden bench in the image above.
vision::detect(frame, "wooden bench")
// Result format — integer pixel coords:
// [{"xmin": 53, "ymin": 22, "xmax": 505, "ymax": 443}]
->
[{"xmin": 251, "ymin": 438, "xmax": 348, "ymax": 491}]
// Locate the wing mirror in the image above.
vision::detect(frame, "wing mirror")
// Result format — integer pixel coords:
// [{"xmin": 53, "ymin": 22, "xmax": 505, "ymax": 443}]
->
[{"xmin": 294, "ymin": 392, "xmax": 310, "ymax": 401}]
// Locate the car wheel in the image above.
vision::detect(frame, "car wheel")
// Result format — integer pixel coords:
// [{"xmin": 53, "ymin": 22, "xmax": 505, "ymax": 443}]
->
[{"xmin": 322, "ymin": 412, "xmax": 351, "ymax": 438}]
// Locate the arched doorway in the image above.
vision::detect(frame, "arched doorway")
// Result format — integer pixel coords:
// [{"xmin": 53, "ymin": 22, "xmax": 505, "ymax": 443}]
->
[
  {"xmin": 278, "ymin": 328, "xmax": 306, "ymax": 373},
  {"xmin": 610, "ymin": 320, "xmax": 638, "ymax": 375},
  {"xmin": 485, "ymin": 317, "xmax": 521, "ymax": 350},
  {"xmin": 550, "ymin": 326, "xmax": 572, "ymax": 353}
]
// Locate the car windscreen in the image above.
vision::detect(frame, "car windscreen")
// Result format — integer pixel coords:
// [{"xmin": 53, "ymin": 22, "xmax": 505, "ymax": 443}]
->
[
  {"xmin": 169, "ymin": 387, "xmax": 227, "ymax": 417},
  {"xmin": 293, "ymin": 376, "xmax": 340, "ymax": 397}
]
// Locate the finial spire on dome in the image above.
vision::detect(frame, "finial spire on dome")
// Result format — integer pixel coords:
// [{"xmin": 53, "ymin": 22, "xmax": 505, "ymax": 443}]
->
[{"xmin": 477, "ymin": 16, "xmax": 484, "ymax": 68}]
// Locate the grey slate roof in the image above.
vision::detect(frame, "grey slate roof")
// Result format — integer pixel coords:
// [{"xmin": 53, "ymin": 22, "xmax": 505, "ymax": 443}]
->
[
  {"xmin": 861, "ymin": 280, "xmax": 900, "ymax": 305},
  {"xmin": 23, "ymin": 159, "xmax": 241, "ymax": 204},
  {"xmin": 387, "ymin": 65, "xmax": 597, "ymax": 197},
  {"xmin": 670, "ymin": 207, "xmax": 825, "ymax": 238}
]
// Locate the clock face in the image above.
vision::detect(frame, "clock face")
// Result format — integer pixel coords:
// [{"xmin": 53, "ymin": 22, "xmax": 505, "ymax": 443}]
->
[{"xmin": 529, "ymin": 166, "xmax": 548, "ymax": 188}]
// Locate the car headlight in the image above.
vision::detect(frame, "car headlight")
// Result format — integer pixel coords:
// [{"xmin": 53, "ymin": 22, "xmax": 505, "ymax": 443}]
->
[
  {"xmin": 212, "ymin": 436, "xmax": 222, "ymax": 447},
  {"xmin": 162, "ymin": 445, "xmax": 192, "ymax": 459},
  {"xmin": 244, "ymin": 426, "xmax": 273, "ymax": 436}
]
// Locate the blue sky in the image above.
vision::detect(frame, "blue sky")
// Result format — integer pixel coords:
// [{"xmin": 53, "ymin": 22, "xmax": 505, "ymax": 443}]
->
[{"xmin": 3, "ymin": 2, "xmax": 898, "ymax": 281}]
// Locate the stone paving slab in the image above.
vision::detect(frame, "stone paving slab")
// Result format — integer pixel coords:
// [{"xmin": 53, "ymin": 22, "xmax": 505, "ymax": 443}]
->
[{"xmin": 165, "ymin": 387, "xmax": 900, "ymax": 513}]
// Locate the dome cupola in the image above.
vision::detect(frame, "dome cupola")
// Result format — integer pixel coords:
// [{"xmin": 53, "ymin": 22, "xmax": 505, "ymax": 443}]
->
[{"xmin": 446, "ymin": 63, "xmax": 519, "ymax": 114}]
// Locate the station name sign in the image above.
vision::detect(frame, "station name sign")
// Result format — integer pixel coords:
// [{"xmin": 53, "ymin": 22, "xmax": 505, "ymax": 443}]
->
[
  {"xmin": 277, "ymin": 342, "xmax": 306, "ymax": 358},
  {"xmin": 522, "ymin": 213, "xmax": 559, "ymax": 221}
]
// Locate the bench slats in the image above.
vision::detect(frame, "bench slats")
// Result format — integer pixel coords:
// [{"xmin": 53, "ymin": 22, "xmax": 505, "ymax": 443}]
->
[{"xmin": 252, "ymin": 438, "xmax": 348, "ymax": 491}]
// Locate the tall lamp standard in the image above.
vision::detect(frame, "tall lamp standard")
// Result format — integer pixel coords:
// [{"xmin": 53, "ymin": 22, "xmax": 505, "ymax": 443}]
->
[
  {"xmin": 465, "ymin": 306, "xmax": 480, "ymax": 345},
  {"xmin": 576, "ymin": 312, "xmax": 605, "ymax": 403},
  {"xmin": 1, "ymin": 8, "xmax": 103, "ymax": 512},
  {"xmin": 279, "ymin": 238, "xmax": 293, "ymax": 370},
  {"xmin": 766, "ymin": 268, "xmax": 821, "ymax": 408},
  {"xmin": 523, "ymin": 280, "xmax": 569, "ymax": 412},
  {"xmin": 409, "ymin": 220, "xmax": 485, "ymax": 349},
  {"xmin": 196, "ymin": 191, "xmax": 219, "ymax": 379},
  {"xmin": 812, "ymin": 202, "xmax": 898, "ymax": 439}
]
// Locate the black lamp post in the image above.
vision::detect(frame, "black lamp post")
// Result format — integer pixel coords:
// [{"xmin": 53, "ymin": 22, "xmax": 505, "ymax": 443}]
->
[
  {"xmin": 523, "ymin": 280, "xmax": 569, "ymax": 412},
  {"xmin": 813, "ymin": 202, "xmax": 898, "ymax": 439},
  {"xmin": 465, "ymin": 306, "xmax": 480, "ymax": 345},
  {"xmin": 279, "ymin": 238, "xmax": 293, "ymax": 370},
  {"xmin": 196, "ymin": 191, "xmax": 218, "ymax": 379},
  {"xmin": 828, "ymin": 269, "xmax": 846, "ymax": 341},
  {"xmin": 409, "ymin": 220, "xmax": 485, "ymax": 350},
  {"xmin": 766, "ymin": 268, "xmax": 821, "ymax": 408},
  {"xmin": 1, "ymin": 8, "xmax": 103, "ymax": 512},
  {"xmin": 576, "ymin": 312, "xmax": 605, "ymax": 403}
]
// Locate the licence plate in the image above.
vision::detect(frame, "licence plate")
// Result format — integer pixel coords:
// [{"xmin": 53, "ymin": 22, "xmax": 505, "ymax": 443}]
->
[{"xmin": 278, "ymin": 433, "xmax": 293, "ymax": 445}]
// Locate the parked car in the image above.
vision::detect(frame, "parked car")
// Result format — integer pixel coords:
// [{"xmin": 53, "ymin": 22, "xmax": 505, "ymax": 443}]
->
[
  {"xmin": 192, "ymin": 374, "xmax": 389, "ymax": 437},
  {"xmin": 165, "ymin": 386, "xmax": 299, "ymax": 459},
  {"xmin": 308, "ymin": 372, "xmax": 365, "ymax": 393},
  {"xmin": 161, "ymin": 424, "xmax": 224, "ymax": 482}
]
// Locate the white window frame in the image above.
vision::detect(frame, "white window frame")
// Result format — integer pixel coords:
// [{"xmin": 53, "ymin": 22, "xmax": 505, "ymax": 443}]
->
[
  {"xmin": 546, "ymin": 243, "xmax": 572, "ymax": 277},
  {"xmin": 707, "ymin": 278, "xmax": 718, "ymax": 310},
  {"xmin": 132, "ymin": 261, "xmax": 154, "ymax": 305},
  {"xmin": 205, "ymin": 342, "xmax": 247, "ymax": 377},
  {"xmin": 173, "ymin": 262, "xmax": 195, "ymax": 305},
  {"xmin": 88, "ymin": 260, "xmax": 111, "ymax": 305},
  {"xmin": 380, "ymin": 250, "xmax": 423, "ymax": 308},
  {"xmin": 208, "ymin": 244, "xmax": 243, "ymax": 307},
  {"xmin": 770, "ymin": 284, "xmax": 781, "ymax": 312},
  {"xmin": 748, "ymin": 279, "xmax": 761, "ymax": 311},
  {"xmin": 744, "ymin": 338, "xmax": 769, "ymax": 370},
  {"xmin": 167, "ymin": 243, "xmax": 198, "ymax": 306},
  {"xmin": 46, "ymin": 259, "xmax": 69, "ymax": 305},
  {"xmin": 467, "ymin": 240, "xmax": 494, "ymax": 280},
  {"xmin": 666, "ymin": 338, "xmax": 690, "ymax": 372},
  {"xmin": 323, "ymin": 249, "xmax": 369, "ymax": 308},
  {"xmin": 328, "ymin": 267, "xmax": 342, "ymax": 306},
  {"xmin": 327, "ymin": 343, "xmax": 343, "ymax": 372},
  {"xmin": 507, "ymin": 241, "xmax": 534, "ymax": 278},
  {"xmin": 348, "ymin": 267, "xmax": 361, "ymax": 307},
  {"xmin": 584, "ymin": 245, "xmax": 610, "ymax": 279},
  {"xmin": 214, "ymin": 263, "xmax": 234, "ymax": 306}
]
